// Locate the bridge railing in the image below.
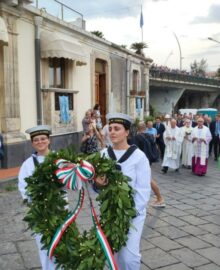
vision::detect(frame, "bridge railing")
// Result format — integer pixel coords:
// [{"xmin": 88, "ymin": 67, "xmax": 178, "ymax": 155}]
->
[{"xmin": 150, "ymin": 68, "xmax": 220, "ymax": 86}]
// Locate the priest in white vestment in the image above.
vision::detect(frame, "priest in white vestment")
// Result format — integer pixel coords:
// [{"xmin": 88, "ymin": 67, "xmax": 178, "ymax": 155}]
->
[
  {"xmin": 181, "ymin": 119, "xmax": 193, "ymax": 168},
  {"xmin": 191, "ymin": 117, "xmax": 212, "ymax": 176},
  {"xmin": 162, "ymin": 119, "xmax": 183, "ymax": 173}
]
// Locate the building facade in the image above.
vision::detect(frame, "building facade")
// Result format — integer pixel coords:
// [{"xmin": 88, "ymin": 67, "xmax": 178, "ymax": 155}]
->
[{"xmin": 0, "ymin": 0, "xmax": 152, "ymax": 168}]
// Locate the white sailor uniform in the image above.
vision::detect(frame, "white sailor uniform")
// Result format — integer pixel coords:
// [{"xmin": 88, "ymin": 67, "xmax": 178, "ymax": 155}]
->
[
  {"xmin": 101, "ymin": 147, "xmax": 151, "ymax": 270},
  {"xmin": 18, "ymin": 154, "xmax": 57, "ymax": 270}
]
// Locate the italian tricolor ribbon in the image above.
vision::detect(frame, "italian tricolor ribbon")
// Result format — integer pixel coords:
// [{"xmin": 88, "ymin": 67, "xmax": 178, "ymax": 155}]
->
[
  {"xmin": 48, "ymin": 159, "xmax": 118, "ymax": 270},
  {"xmin": 48, "ymin": 187, "xmax": 85, "ymax": 259},
  {"xmin": 86, "ymin": 185, "xmax": 118, "ymax": 270}
]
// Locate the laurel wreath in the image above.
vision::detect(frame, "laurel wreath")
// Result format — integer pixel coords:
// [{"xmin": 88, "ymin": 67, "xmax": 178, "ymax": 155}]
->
[{"xmin": 24, "ymin": 149, "xmax": 136, "ymax": 270}]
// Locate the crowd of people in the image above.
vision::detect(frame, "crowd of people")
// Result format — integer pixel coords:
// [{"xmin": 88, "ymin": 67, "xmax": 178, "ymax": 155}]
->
[
  {"xmin": 81, "ymin": 105, "xmax": 220, "ymax": 177},
  {"xmin": 17, "ymin": 104, "xmax": 220, "ymax": 270},
  {"xmin": 159, "ymin": 112, "xmax": 219, "ymax": 176},
  {"xmin": 150, "ymin": 63, "xmax": 218, "ymax": 79}
]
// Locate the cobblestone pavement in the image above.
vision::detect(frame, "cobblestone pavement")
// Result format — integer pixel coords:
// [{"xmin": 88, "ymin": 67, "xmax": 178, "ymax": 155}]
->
[{"xmin": 0, "ymin": 158, "xmax": 220, "ymax": 270}]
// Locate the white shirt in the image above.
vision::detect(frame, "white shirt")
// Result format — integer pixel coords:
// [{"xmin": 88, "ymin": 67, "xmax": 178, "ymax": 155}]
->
[
  {"xmin": 18, "ymin": 154, "xmax": 45, "ymax": 200},
  {"xmin": 101, "ymin": 147, "xmax": 151, "ymax": 214}
]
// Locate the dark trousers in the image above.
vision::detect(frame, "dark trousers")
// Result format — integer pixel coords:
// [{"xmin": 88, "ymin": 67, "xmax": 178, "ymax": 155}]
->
[
  {"xmin": 212, "ymin": 135, "xmax": 220, "ymax": 159},
  {"xmin": 156, "ymin": 139, "xmax": 165, "ymax": 159},
  {"xmin": 209, "ymin": 139, "xmax": 213, "ymax": 155}
]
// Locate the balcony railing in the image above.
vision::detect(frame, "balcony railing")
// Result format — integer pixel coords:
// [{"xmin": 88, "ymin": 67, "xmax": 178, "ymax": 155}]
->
[
  {"xmin": 150, "ymin": 68, "xmax": 220, "ymax": 87},
  {"xmin": 31, "ymin": 0, "xmax": 84, "ymax": 28}
]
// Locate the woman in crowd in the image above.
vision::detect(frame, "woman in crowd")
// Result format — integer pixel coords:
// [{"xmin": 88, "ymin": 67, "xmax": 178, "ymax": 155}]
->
[
  {"xmin": 18, "ymin": 125, "xmax": 57, "ymax": 270},
  {"xmin": 82, "ymin": 109, "xmax": 93, "ymax": 133},
  {"xmin": 93, "ymin": 103, "xmax": 103, "ymax": 130},
  {"xmin": 96, "ymin": 113, "xmax": 151, "ymax": 270},
  {"xmin": 81, "ymin": 122, "xmax": 103, "ymax": 154}
]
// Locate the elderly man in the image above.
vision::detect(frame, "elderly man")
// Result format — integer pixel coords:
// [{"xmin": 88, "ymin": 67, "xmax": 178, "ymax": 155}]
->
[
  {"xmin": 145, "ymin": 121, "xmax": 157, "ymax": 139},
  {"xmin": 191, "ymin": 117, "xmax": 212, "ymax": 176},
  {"xmin": 181, "ymin": 119, "xmax": 194, "ymax": 169},
  {"xmin": 162, "ymin": 119, "xmax": 183, "ymax": 173}
]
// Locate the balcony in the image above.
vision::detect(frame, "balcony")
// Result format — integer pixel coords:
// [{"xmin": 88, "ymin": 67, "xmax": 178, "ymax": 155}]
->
[{"xmin": 30, "ymin": 0, "xmax": 85, "ymax": 29}]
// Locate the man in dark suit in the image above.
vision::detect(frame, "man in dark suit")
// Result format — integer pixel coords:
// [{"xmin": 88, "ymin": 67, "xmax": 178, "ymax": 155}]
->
[
  {"xmin": 210, "ymin": 114, "xmax": 220, "ymax": 161},
  {"xmin": 176, "ymin": 114, "xmax": 184, "ymax": 127},
  {"xmin": 153, "ymin": 117, "xmax": 165, "ymax": 159}
]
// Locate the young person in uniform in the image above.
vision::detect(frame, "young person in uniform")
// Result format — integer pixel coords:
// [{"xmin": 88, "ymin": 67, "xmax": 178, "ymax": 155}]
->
[
  {"xmin": 96, "ymin": 113, "xmax": 151, "ymax": 270},
  {"xmin": 18, "ymin": 125, "xmax": 57, "ymax": 270}
]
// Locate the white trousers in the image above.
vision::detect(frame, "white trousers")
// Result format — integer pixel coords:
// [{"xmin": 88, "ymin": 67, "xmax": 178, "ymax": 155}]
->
[
  {"xmin": 35, "ymin": 234, "xmax": 57, "ymax": 270},
  {"xmin": 115, "ymin": 211, "xmax": 146, "ymax": 270}
]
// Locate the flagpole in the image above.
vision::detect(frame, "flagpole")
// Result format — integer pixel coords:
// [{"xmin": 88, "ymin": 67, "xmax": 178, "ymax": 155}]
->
[
  {"xmin": 141, "ymin": 24, "xmax": 143, "ymax": 43},
  {"xmin": 140, "ymin": 5, "xmax": 144, "ymax": 42}
]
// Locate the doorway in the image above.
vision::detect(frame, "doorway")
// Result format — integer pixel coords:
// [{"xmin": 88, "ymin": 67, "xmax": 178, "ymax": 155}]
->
[{"xmin": 95, "ymin": 59, "xmax": 107, "ymax": 125}]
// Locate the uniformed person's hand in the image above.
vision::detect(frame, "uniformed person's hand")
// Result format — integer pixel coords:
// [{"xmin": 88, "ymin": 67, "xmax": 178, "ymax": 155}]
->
[{"xmin": 95, "ymin": 175, "xmax": 108, "ymax": 187}]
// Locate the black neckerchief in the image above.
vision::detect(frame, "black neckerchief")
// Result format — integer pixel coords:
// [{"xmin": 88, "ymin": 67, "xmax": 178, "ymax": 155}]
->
[
  {"xmin": 32, "ymin": 153, "xmax": 39, "ymax": 167},
  {"xmin": 107, "ymin": 145, "xmax": 137, "ymax": 171}
]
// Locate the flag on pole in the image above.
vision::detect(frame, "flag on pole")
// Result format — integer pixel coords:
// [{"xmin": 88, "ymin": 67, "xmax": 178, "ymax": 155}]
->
[{"xmin": 140, "ymin": 7, "xmax": 144, "ymax": 28}]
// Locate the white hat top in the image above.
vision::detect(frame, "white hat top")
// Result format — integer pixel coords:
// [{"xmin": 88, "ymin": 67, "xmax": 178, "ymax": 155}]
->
[
  {"xmin": 106, "ymin": 113, "xmax": 133, "ymax": 128},
  {"xmin": 106, "ymin": 112, "xmax": 133, "ymax": 123},
  {"xmin": 164, "ymin": 114, "xmax": 171, "ymax": 119},
  {"xmin": 25, "ymin": 125, "xmax": 51, "ymax": 138}
]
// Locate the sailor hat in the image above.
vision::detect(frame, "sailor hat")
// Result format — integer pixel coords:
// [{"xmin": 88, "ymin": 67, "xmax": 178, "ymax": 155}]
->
[
  {"xmin": 164, "ymin": 114, "xmax": 171, "ymax": 119},
  {"xmin": 106, "ymin": 113, "xmax": 133, "ymax": 129},
  {"xmin": 25, "ymin": 125, "xmax": 52, "ymax": 138}
]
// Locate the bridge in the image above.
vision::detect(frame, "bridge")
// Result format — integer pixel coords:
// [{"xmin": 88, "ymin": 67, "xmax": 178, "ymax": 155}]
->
[{"xmin": 149, "ymin": 68, "xmax": 220, "ymax": 114}]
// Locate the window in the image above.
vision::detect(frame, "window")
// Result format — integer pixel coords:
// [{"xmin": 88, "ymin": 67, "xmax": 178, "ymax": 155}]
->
[
  {"xmin": 49, "ymin": 57, "xmax": 65, "ymax": 88},
  {"xmin": 132, "ymin": 70, "xmax": 139, "ymax": 91},
  {"xmin": 48, "ymin": 57, "xmax": 74, "ymax": 112},
  {"xmin": 55, "ymin": 93, "xmax": 73, "ymax": 111}
]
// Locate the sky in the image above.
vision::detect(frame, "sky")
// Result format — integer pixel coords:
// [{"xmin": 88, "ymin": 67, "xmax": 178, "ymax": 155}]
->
[{"xmin": 60, "ymin": 0, "xmax": 220, "ymax": 72}]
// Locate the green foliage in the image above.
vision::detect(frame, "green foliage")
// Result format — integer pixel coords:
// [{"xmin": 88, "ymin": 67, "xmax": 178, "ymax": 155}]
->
[
  {"xmin": 149, "ymin": 104, "xmax": 157, "ymax": 117},
  {"xmin": 91, "ymin": 31, "xmax": 104, "ymax": 39},
  {"xmin": 130, "ymin": 42, "xmax": 148, "ymax": 56},
  {"xmin": 24, "ymin": 149, "xmax": 136, "ymax": 270},
  {"xmin": 144, "ymin": 115, "xmax": 155, "ymax": 123},
  {"xmin": 134, "ymin": 117, "xmax": 141, "ymax": 127},
  {"xmin": 190, "ymin": 58, "xmax": 208, "ymax": 76}
]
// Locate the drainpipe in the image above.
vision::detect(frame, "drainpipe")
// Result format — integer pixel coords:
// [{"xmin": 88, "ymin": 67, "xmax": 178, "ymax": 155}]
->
[
  {"xmin": 126, "ymin": 56, "xmax": 131, "ymax": 114},
  {"xmin": 34, "ymin": 16, "xmax": 43, "ymax": 125}
]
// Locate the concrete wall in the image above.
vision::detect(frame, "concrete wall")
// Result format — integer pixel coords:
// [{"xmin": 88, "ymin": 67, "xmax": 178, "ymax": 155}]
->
[
  {"xmin": 111, "ymin": 55, "xmax": 127, "ymax": 113},
  {"xmin": 17, "ymin": 18, "xmax": 36, "ymax": 136},
  {"xmin": 150, "ymin": 86, "xmax": 185, "ymax": 114}
]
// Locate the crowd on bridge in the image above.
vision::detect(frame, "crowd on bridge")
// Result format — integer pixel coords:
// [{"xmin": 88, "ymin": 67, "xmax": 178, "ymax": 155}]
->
[{"xmin": 150, "ymin": 63, "xmax": 219, "ymax": 80}]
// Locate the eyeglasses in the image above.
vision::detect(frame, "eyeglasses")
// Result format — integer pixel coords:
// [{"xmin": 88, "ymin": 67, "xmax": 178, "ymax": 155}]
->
[{"xmin": 32, "ymin": 137, "xmax": 48, "ymax": 143}]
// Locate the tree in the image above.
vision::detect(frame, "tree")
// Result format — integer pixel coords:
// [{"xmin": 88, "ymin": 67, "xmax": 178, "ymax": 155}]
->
[
  {"xmin": 130, "ymin": 42, "xmax": 148, "ymax": 56},
  {"xmin": 90, "ymin": 31, "xmax": 104, "ymax": 39},
  {"xmin": 121, "ymin": 44, "xmax": 127, "ymax": 49},
  {"xmin": 190, "ymin": 59, "xmax": 208, "ymax": 76}
]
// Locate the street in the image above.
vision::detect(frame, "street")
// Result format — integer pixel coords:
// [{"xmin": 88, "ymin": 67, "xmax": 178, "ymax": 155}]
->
[{"xmin": 0, "ymin": 158, "xmax": 220, "ymax": 270}]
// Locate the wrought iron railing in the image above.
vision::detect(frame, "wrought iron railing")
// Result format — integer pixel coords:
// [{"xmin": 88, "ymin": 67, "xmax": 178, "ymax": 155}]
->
[
  {"xmin": 31, "ymin": 0, "xmax": 84, "ymax": 27},
  {"xmin": 150, "ymin": 68, "xmax": 220, "ymax": 87}
]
